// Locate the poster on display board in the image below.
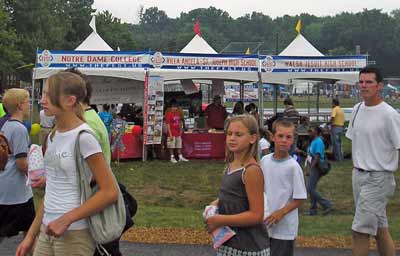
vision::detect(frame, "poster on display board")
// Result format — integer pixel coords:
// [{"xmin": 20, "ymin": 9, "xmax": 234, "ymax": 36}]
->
[
  {"xmin": 143, "ymin": 76, "xmax": 164, "ymax": 145},
  {"xmin": 225, "ymin": 84, "xmax": 258, "ymax": 102}
]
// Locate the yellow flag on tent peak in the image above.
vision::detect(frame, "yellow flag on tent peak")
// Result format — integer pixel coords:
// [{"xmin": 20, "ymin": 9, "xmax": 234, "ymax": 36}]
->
[
  {"xmin": 296, "ymin": 19, "xmax": 302, "ymax": 34},
  {"xmin": 245, "ymin": 47, "xmax": 251, "ymax": 55}
]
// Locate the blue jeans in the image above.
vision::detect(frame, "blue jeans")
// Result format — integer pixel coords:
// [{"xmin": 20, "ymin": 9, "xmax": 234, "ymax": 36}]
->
[
  {"xmin": 331, "ymin": 126, "xmax": 344, "ymax": 161},
  {"xmin": 307, "ymin": 166, "xmax": 332, "ymax": 213}
]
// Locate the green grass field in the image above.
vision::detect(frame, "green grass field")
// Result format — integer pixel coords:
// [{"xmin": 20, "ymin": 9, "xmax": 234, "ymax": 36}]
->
[{"xmin": 112, "ymin": 155, "xmax": 400, "ymax": 240}]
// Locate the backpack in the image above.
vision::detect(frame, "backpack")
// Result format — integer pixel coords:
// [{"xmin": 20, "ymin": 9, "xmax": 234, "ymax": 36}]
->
[
  {"xmin": 317, "ymin": 159, "xmax": 331, "ymax": 176},
  {"xmin": 0, "ymin": 133, "xmax": 11, "ymax": 171},
  {"xmin": 75, "ymin": 130, "xmax": 126, "ymax": 244}
]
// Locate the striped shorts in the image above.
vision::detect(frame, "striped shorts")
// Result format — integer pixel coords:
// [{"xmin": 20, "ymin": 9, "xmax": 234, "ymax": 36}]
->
[{"xmin": 217, "ymin": 245, "xmax": 270, "ymax": 256}]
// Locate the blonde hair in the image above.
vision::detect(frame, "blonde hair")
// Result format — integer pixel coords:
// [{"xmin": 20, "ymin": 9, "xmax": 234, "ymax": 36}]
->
[
  {"xmin": 3, "ymin": 88, "xmax": 29, "ymax": 114},
  {"xmin": 225, "ymin": 115, "xmax": 259, "ymax": 164},
  {"xmin": 272, "ymin": 119, "xmax": 295, "ymax": 135},
  {"xmin": 47, "ymin": 71, "xmax": 87, "ymax": 121}
]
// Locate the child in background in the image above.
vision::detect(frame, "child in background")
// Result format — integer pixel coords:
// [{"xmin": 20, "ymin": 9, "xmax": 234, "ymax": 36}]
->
[
  {"xmin": 306, "ymin": 126, "xmax": 332, "ymax": 216},
  {"xmin": 16, "ymin": 72, "xmax": 118, "ymax": 256},
  {"xmin": 98, "ymin": 104, "xmax": 113, "ymax": 138},
  {"xmin": 165, "ymin": 98, "xmax": 188, "ymax": 163},
  {"xmin": 205, "ymin": 115, "xmax": 269, "ymax": 256},
  {"xmin": 0, "ymin": 89, "xmax": 35, "ymax": 241},
  {"xmin": 261, "ymin": 120, "xmax": 307, "ymax": 256},
  {"xmin": 259, "ymin": 127, "xmax": 271, "ymax": 158}
]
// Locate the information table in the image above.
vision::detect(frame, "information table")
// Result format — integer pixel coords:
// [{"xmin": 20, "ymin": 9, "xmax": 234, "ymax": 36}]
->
[{"xmin": 182, "ymin": 132, "xmax": 226, "ymax": 159}]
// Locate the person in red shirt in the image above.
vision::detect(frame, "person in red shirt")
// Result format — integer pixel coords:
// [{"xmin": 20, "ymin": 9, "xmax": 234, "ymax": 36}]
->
[
  {"xmin": 204, "ymin": 95, "xmax": 228, "ymax": 130},
  {"xmin": 165, "ymin": 99, "xmax": 189, "ymax": 163}
]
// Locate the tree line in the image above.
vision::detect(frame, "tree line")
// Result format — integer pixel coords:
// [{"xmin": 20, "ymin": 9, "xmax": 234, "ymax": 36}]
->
[{"xmin": 1, "ymin": 0, "xmax": 400, "ymax": 86}]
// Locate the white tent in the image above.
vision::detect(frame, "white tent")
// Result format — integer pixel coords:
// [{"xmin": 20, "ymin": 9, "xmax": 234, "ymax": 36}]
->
[
  {"xmin": 279, "ymin": 34, "xmax": 324, "ymax": 56},
  {"xmin": 75, "ymin": 32, "xmax": 113, "ymax": 51},
  {"xmin": 75, "ymin": 16, "xmax": 113, "ymax": 51},
  {"xmin": 262, "ymin": 33, "xmax": 366, "ymax": 85},
  {"xmin": 34, "ymin": 17, "xmax": 145, "ymax": 83},
  {"xmin": 180, "ymin": 34, "xmax": 218, "ymax": 54},
  {"xmin": 33, "ymin": 17, "xmax": 147, "ymax": 105}
]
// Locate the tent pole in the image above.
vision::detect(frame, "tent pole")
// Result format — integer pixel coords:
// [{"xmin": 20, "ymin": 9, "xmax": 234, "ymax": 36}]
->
[
  {"xmin": 257, "ymin": 53, "xmax": 264, "ymax": 127},
  {"xmin": 240, "ymin": 80, "xmax": 244, "ymax": 102},
  {"xmin": 31, "ymin": 47, "xmax": 39, "ymax": 124},
  {"xmin": 316, "ymin": 83, "xmax": 320, "ymax": 121},
  {"xmin": 257, "ymin": 73, "xmax": 263, "ymax": 127},
  {"xmin": 307, "ymin": 83, "xmax": 310, "ymax": 114},
  {"xmin": 273, "ymin": 84, "xmax": 278, "ymax": 115}
]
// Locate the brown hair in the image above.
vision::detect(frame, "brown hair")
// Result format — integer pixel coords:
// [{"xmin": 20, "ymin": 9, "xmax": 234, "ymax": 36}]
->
[
  {"xmin": 2, "ymin": 88, "xmax": 29, "ymax": 114},
  {"xmin": 64, "ymin": 68, "xmax": 92, "ymax": 104},
  {"xmin": 272, "ymin": 119, "xmax": 295, "ymax": 135},
  {"xmin": 47, "ymin": 71, "xmax": 86, "ymax": 121},
  {"xmin": 225, "ymin": 115, "xmax": 259, "ymax": 164}
]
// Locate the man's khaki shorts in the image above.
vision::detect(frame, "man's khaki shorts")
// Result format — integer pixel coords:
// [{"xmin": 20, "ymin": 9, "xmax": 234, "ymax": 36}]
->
[
  {"xmin": 167, "ymin": 136, "xmax": 182, "ymax": 149},
  {"xmin": 352, "ymin": 169, "xmax": 396, "ymax": 236}
]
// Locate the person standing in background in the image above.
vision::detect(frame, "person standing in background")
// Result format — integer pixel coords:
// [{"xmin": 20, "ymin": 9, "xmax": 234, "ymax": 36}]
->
[
  {"xmin": 165, "ymin": 98, "xmax": 189, "ymax": 163},
  {"xmin": 98, "ymin": 104, "xmax": 113, "ymax": 138},
  {"xmin": 39, "ymin": 109, "xmax": 55, "ymax": 145},
  {"xmin": 204, "ymin": 95, "xmax": 227, "ymax": 130},
  {"xmin": 330, "ymin": 99, "xmax": 345, "ymax": 161}
]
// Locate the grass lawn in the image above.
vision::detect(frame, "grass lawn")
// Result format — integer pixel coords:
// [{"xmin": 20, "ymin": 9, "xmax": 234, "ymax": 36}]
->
[{"xmin": 112, "ymin": 155, "xmax": 400, "ymax": 241}]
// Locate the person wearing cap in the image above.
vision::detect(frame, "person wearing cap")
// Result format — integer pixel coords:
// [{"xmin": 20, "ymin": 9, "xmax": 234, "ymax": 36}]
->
[{"xmin": 204, "ymin": 95, "xmax": 228, "ymax": 130}]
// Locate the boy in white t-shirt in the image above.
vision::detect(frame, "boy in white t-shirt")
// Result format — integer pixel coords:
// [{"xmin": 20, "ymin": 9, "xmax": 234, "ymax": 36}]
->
[{"xmin": 260, "ymin": 119, "xmax": 307, "ymax": 256}]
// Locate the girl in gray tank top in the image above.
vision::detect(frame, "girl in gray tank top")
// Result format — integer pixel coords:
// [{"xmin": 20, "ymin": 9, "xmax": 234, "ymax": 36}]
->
[{"xmin": 205, "ymin": 115, "xmax": 270, "ymax": 256}]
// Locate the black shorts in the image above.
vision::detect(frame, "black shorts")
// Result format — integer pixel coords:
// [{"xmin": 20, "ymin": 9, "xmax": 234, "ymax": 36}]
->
[
  {"xmin": 270, "ymin": 238, "xmax": 294, "ymax": 256},
  {"xmin": 0, "ymin": 198, "xmax": 35, "ymax": 237}
]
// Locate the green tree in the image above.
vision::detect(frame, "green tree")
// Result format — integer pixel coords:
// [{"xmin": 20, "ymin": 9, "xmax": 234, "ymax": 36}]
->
[{"xmin": 96, "ymin": 11, "xmax": 138, "ymax": 50}]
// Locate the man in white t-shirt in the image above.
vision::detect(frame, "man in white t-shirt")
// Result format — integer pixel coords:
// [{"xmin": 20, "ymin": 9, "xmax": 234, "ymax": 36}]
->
[
  {"xmin": 261, "ymin": 120, "xmax": 307, "ymax": 256},
  {"xmin": 346, "ymin": 66, "xmax": 400, "ymax": 256}
]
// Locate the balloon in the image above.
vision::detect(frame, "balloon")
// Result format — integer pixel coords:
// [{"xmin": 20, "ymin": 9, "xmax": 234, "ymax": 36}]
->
[
  {"xmin": 23, "ymin": 121, "xmax": 31, "ymax": 133},
  {"xmin": 132, "ymin": 125, "xmax": 142, "ymax": 137},
  {"xmin": 30, "ymin": 123, "xmax": 41, "ymax": 136}
]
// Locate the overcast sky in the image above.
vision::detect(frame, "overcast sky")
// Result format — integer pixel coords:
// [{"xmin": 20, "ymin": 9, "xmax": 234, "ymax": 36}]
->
[{"xmin": 93, "ymin": 0, "xmax": 398, "ymax": 24}]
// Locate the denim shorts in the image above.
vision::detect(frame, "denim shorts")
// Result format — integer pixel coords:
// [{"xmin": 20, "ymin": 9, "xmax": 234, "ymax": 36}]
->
[{"xmin": 352, "ymin": 168, "xmax": 396, "ymax": 236}]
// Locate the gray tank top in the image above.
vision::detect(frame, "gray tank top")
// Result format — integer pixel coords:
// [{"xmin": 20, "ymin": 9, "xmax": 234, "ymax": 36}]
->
[{"xmin": 218, "ymin": 163, "xmax": 269, "ymax": 251}]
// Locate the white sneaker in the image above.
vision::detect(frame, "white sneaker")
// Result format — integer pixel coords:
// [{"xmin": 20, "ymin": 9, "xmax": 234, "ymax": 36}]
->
[
  {"xmin": 179, "ymin": 156, "xmax": 189, "ymax": 162},
  {"xmin": 170, "ymin": 158, "xmax": 178, "ymax": 163}
]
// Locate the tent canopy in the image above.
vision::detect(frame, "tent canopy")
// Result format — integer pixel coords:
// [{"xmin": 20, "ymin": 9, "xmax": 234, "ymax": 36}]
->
[
  {"xmin": 180, "ymin": 35, "xmax": 218, "ymax": 54},
  {"xmin": 75, "ymin": 16, "xmax": 113, "ymax": 51},
  {"xmin": 279, "ymin": 34, "xmax": 324, "ymax": 56},
  {"xmin": 262, "ymin": 33, "xmax": 365, "ymax": 85},
  {"xmin": 75, "ymin": 31, "xmax": 113, "ymax": 51}
]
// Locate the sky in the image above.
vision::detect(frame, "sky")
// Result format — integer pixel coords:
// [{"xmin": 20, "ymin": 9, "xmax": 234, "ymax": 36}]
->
[{"xmin": 92, "ymin": 0, "xmax": 398, "ymax": 24}]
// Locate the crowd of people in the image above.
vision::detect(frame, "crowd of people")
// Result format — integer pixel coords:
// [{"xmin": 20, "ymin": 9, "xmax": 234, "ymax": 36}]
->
[{"xmin": 0, "ymin": 66, "xmax": 398, "ymax": 256}]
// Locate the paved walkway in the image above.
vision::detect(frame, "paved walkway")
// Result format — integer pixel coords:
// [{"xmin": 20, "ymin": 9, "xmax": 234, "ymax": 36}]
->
[{"xmin": 1, "ymin": 235, "xmax": 388, "ymax": 256}]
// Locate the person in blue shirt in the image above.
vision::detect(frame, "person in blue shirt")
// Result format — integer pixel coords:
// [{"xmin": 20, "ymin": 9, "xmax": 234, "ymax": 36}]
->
[
  {"xmin": 98, "ymin": 104, "xmax": 113, "ymax": 138},
  {"xmin": 306, "ymin": 126, "xmax": 332, "ymax": 216}
]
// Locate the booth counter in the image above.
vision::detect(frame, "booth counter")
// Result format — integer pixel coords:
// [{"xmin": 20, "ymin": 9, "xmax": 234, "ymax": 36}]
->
[
  {"xmin": 154, "ymin": 130, "xmax": 226, "ymax": 160},
  {"xmin": 182, "ymin": 131, "xmax": 225, "ymax": 159},
  {"xmin": 111, "ymin": 125, "xmax": 143, "ymax": 160}
]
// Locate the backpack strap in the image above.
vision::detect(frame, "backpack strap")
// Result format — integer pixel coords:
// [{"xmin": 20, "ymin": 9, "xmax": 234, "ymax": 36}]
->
[{"xmin": 351, "ymin": 102, "xmax": 363, "ymax": 128}]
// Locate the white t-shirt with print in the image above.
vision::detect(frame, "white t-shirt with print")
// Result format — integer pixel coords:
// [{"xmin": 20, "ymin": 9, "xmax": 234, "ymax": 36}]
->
[
  {"xmin": 260, "ymin": 153, "xmax": 307, "ymax": 240},
  {"xmin": 346, "ymin": 102, "xmax": 400, "ymax": 172},
  {"xmin": 42, "ymin": 123, "xmax": 102, "ymax": 230}
]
